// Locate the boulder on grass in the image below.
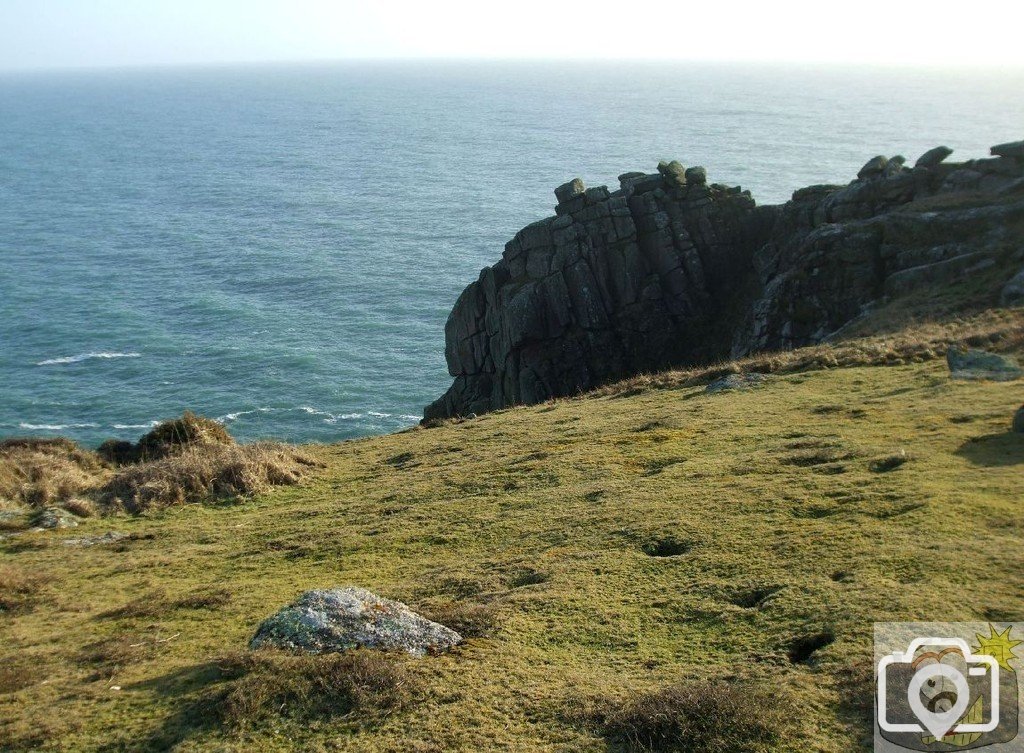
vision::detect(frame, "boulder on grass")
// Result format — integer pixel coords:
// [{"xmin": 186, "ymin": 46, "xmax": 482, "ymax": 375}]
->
[
  {"xmin": 705, "ymin": 373, "xmax": 767, "ymax": 394},
  {"xmin": 250, "ymin": 587, "xmax": 462, "ymax": 657},
  {"xmin": 947, "ymin": 346, "xmax": 1023, "ymax": 382}
]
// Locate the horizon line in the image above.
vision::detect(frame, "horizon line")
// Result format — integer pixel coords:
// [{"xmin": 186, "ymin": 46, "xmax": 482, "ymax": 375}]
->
[{"xmin": 3, "ymin": 55, "xmax": 1024, "ymax": 76}]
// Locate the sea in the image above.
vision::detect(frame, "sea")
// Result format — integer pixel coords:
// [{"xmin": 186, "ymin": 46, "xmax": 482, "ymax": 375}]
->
[{"xmin": 2, "ymin": 61, "xmax": 1023, "ymax": 446}]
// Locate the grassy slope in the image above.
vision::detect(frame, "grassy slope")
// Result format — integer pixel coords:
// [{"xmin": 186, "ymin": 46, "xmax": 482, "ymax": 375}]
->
[{"xmin": 2, "ymin": 339, "xmax": 1023, "ymax": 751}]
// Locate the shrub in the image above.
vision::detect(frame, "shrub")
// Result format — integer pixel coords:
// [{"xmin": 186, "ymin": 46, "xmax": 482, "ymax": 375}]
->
[
  {"xmin": 212, "ymin": 650, "xmax": 414, "ymax": 727},
  {"xmin": 598, "ymin": 678, "xmax": 791, "ymax": 752}
]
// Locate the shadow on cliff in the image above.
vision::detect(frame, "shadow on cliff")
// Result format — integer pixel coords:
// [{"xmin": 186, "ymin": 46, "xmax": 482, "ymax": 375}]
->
[{"xmin": 955, "ymin": 431, "xmax": 1024, "ymax": 466}]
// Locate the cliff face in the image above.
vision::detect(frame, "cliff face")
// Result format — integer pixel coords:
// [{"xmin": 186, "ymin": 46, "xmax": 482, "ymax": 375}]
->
[{"xmin": 425, "ymin": 141, "xmax": 1024, "ymax": 420}]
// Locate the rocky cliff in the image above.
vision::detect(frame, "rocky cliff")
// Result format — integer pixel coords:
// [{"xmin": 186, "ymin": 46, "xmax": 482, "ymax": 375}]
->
[{"xmin": 425, "ymin": 140, "xmax": 1024, "ymax": 420}]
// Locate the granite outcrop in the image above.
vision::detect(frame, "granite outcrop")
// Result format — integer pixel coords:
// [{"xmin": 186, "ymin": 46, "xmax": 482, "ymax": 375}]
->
[{"xmin": 425, "ymin": 140, "xmax": 1024, "ymax": 419}]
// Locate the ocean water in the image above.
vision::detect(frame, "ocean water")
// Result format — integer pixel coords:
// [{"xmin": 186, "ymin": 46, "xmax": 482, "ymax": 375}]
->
[{"xmin": 2, "ymin": 61, "xmax": 1023, "ymax": 446}]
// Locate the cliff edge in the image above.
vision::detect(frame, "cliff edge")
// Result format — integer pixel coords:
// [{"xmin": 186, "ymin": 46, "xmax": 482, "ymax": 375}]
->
[{"xmin": 425, "ymin": 140, "xmax": 1024, "ymax": 420}]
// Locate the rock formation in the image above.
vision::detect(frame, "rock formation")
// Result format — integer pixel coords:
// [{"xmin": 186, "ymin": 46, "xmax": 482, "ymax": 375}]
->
[{"xmin": 425, "ymin": 141, "xmax": 1024, "ymax": 420}]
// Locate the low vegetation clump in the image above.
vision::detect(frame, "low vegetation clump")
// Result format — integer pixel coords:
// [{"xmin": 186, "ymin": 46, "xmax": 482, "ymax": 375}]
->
[
  {"xmin": 0, "ymin": 414, "xmax": 319, "ymax": 519},
  {"xmin": 420, "ymin": 600, "xmax": 500, "ymax": 638},
  {"xmin": 0, "ymin": 565, "xmax": 48, "ymax": 613},
  {"xmin": 212, "ymin": 650, "xmax": 415, "ymax": 728},
  {"xmin": 596, "ymin": 678, "xmax": 792, "ymax": 752},
  {"xmin": 0, "ymin": 437, "xmax": 109, "ymax": 509},
  {"xmin": 100, "ymin": 441, "xmax": 319, "ymax": 513},
  {"xmin": 99, "ymin": 411, "xmax": 235, "ymax": 465}
]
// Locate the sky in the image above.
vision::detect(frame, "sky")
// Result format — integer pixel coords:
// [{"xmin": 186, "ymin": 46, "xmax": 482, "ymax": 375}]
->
[{"xmin": 2, "ymin": 0, "xmax": 1024, "ymax": 71}]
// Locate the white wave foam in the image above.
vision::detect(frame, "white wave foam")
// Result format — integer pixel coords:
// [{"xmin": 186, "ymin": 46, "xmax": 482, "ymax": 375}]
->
[
  {"xmin": 36, "ymin": 352, "xmax": 141, "ymax": 366},
  {"xmin": 19, "ymin": 422, "xmax": 99, "ymax": 431},
  {"xmin": 218, "ymin": 408, "xmax": 272, "ymax": 423},
  {"xmin": 298, "ymin": 406, "xmax": 334, "ymax": 418},
  {"xmin": 112, "ymin": 421, "xmax": 160, "ymax": 430},
  {"xmin": 367, "ymin": 411, "xmax": 391, "ymax": 418}
]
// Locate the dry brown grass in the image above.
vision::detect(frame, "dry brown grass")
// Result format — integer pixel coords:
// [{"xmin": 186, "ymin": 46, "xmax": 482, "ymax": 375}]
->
[
  {"xmin": 100, "ymin": 442, "xmax": 321, "ymax": 513},
  {"xmin": 0, "ymin": 437, "xmax": 108, "ymax": 508},
  {"xmin": 0, "ymin": 565, "xmax": 49, "ymax": 613},
  {"xmin": 420, "ymin": 600, "xmax": 499, "ymax": 638},
  {"xmin": 212, "ymin": 650, "xmax": 414, "ymax": 728},
  {"xmin": 591, "ymin": 309, "xmax": 1024, "ymax": 400},
  {"xmin": 98, "ymin": 411, "xmax": 235, "ymax": 465},
  {"xmin": 596, "ymin": 678, "xmax": 792, "ymax": 752}
]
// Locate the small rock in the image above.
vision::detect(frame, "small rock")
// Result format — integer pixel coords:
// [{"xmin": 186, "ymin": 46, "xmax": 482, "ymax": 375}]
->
[
  {"xmin": 250, "ymin": 587, "xmax": 462, "ymax": 657},
  {"xmin": 35, "ymin": 507, "xmax": 79, "ymax": 530},
  {"xmin": 857, "ymin": 155, "xmax": 888, "ymax": 180},
  {"xmin": 554, "ymin": 178, "xmax": 586, "ymax": 205},
  {"xmin": 61, "ymin": 531, "xmax": 129, "ymax": 547},
  {"xmin": 657, "ymin": 160, "xmax": 687, "ymax": 186},
  {"xmin": 684, "ymin": 166, "xmax": 707, "ymax": 186},
  {"xmin": 947, "ymin": 346, "xmax": 1023, "ymax": 382},
  {"xmin": 915, "ymin": 146, "xmax": 953, "ymax": 169},
  {"xmin": 705, "ymin": 373, "xmax": 766, "ymax": 393},
  {"xmin": 991, "ymin": 140, "xmax": 1024, "ymax": 160},
  {"xmin": 1014, "ymin": 405, "xmax": 1024, "ymax": 433},
  {"xmin": 884, "ymin": 156, "xmax": 907, "ymax": 176},
  {"xmin": 1001, "ymin": 267, "xmax": 1024, "ymax": 306},
  {"xmin": 617, "ymin": 171, "xmax": 645, "ymax": 191}
]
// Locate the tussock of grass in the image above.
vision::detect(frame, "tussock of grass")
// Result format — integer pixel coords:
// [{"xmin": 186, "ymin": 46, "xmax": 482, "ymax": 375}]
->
[
  {"xmin": 420, "ymin": 600, "xmax": 499, "ymax": 638},
  {"xmin": 1, "ymin": 415, "xmax": 318, "ymax": 517},
  {"xmin": 0, "ymin": 565, "xmax": 49, "ymax": 613},
  {"xmin": 212, "ymin": 650, "xmax": 414, "ymax": 728},
  {"xmin": 0, "ymin": 437, "xmax": 109, "ymax": 508},
  {"xmin": 596, "ymin": 678, "xmax": 792, "ymax": 752},
  {"xmin": 100, "ymin": 442, "xmax": 320, "ymax": 513},
  {"xmin": 869, "ymin": 449, "xmax": 910, "ymax": 472}
]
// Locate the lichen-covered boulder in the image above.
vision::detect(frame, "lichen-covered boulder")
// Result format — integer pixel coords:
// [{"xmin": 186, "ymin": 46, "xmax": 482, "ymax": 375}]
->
[
  {"xmin": 947, "ymin": 346, "xmax": 1023, "ymax": 382},
  {"xmin": 704, "ymin": 373, "xmax": 767, "ymax": 394},
  {"xmin": 35, "ymin": 506, "xmax": 79, "ymax": 530},
  {"xmin": 249, "ymin": 587, "xmax": 462, "ymax": 657}
]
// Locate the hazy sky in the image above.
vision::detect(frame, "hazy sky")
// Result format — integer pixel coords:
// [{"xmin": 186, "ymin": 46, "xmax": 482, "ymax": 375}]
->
[{"xmin": 2, "ymin": 0, "xmax": 1023, "ymax": 71}]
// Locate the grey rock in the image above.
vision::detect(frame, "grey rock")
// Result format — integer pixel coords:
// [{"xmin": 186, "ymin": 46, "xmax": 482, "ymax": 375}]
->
[
  {"xmin": 884, "ymin": 156, "xmax": 907, "ymax": 176},
  {"xmin": 1014, "ymin": 405, "xmax": 1024, "ymax": 433},
  {"xmin": 915, "ymin": 146, "xmax": 953, "ymax": 168},
  {"xmin": 858, "ymin": 156, "xmax": 888, "ymax": 180},
  {"xmin": 61, "ymin": 531, "xmax": 129, "ymax": 547},
  {"xmin": 947, "ymin": 346, "xmax": 1023, "ymax": 382},
  {"xmin": 250, "ymin": 587, "xmax": 462, "ymax": 657},
  {"xmin": 704, "ymin": 373, "xmax": 767, "ymax": 393},
  {"xmin": 554, "ymin": 178, "xmax": 586, "ymax": 205},
  {"xmin": 35, "ymin": 507, "xmax": 79, "ymax": 530},
  {"xmin": 657, "ymin": 160, "xmax": 687, "ymax": 186},
  {"xmin": 618, "ymin": 171, "xmax": 646, "ymax": 190},
  {"xmin": 1001, "ymin": 267, "xmax": 1024, "ymax": 306},
  {"xmin": 991, "ymin": 140, "xmax": 1024, "ymax": 159},
  {"xmin": 684, "ymin": 166, "xmax": 707, "ymax": 186}
]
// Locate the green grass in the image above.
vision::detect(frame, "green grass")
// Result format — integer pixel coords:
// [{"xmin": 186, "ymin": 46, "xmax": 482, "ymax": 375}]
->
[{"xmin": 1, "ymin": 331, "xmax": 1023, "ymax": 751}]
